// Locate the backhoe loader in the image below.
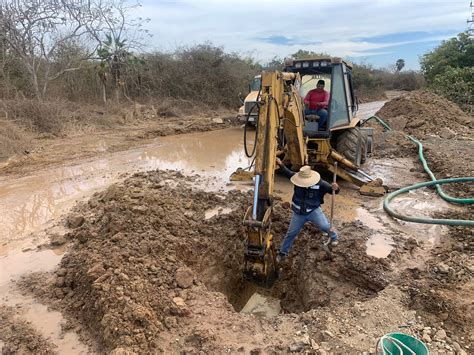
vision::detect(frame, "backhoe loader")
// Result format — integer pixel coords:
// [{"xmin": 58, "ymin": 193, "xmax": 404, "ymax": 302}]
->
[{"xmin": 241, "ymin": 57, "xmax": 385, "ymax": 287}]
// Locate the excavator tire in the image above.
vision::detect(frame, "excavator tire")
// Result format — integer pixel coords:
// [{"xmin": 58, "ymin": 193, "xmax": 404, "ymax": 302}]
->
[
  {"xmin": 360, "ymin": 131, "xmax": 368, "ymax": 164},
  {"xmin": 336, "ymin": 126, "xmax": 362, "ymax": 167}
]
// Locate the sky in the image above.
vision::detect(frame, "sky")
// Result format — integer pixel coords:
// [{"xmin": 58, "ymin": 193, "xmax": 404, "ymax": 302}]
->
[{"xmin": 132, "ymin": 0, "xmax": 472, "ymax": 70}]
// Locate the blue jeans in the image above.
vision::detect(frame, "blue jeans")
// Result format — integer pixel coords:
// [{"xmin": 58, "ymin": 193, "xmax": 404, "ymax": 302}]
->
[
  {"xmin": 305, "ymin": 108, "xmax": 328, "ymax": 130},
  {"xmin": 280, "ymin": 207, "xmax": 337, "ymax": 256}
]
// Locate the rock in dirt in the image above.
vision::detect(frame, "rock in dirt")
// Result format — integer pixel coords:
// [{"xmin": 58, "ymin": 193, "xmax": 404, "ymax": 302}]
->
[
  {"xmin": 435, "ymin": 329, "xmax": 447, "ymax": 340},
  {"xmin": 176, "ymin": 266, "xmax": 194, "ymax": 289},
  {"xmin": 50, "ymin": 233, "xmax": 67, "ymax": 246},
  {"xmin": 66, "ymin": 214, "xmax": 85, "ymax": 228},
  {"xmin": 439, "ymin": 127, "xmax": 456, "ymax": 139}
]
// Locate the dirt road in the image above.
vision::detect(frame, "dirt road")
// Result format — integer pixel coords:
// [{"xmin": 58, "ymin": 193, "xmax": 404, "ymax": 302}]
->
[{"xmin": 1, "ymin": 100, "xmax": 472, "ymax": 353}]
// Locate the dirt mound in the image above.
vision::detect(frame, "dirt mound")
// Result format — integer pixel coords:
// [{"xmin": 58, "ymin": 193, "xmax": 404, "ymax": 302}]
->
[
  {"xmin": 0, "ymin": 305, "xmax": 56, "ymax": 354},
  {"xmin": 375, "ymin": 90, "xmax": 473, "ymax": 138},
  {"xmin": 19, "ymin": 170, "xmax": 391, "ymax": 353}
]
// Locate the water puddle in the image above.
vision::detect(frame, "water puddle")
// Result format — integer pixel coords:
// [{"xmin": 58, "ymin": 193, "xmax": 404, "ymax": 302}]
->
[
  {"xmin": 204, "ymin": 206, "xmax": 233, "ymax": 220},
  {"xmin": 356, "ymin": 208, "xmax": 395, "ymax": 258},
  {"xmin": 0, "ymin": 249, "xmax": 62, "ymax": 287},
  {"xmin": 0, "ymin": 247, "xmax": 89, "ymax": 353},
  {"xmin": 240, "ymin": 292, "xmax": 281, "ymax": 318}
]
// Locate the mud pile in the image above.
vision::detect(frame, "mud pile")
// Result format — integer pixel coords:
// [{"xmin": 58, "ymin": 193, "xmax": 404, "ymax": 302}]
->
[
  {"xmin": 370, "ymin": 91, "xmax": 473, "ymax": 197},
  {"xmin": 20, "ymin": 170, "xmax": 391, "ymax": 353},
  {"xmin": 375, "ymin": 90, "xmax": 473, "ymax": 138}
]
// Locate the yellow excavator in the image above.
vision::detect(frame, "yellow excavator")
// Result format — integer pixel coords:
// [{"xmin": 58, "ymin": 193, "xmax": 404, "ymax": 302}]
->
[{"xmin": 240, "ymin": 57, "xmax": 385, "ymax": 287}]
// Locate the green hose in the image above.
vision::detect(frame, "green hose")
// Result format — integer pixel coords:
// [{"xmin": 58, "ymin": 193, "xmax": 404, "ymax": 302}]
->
[
  {"xmin": 363, "ymin": 115, "xmax": 473, "ymax": 226},
  {"xmin": 383, "ymin": 177, "xmax": 474, "ymax": 226}
]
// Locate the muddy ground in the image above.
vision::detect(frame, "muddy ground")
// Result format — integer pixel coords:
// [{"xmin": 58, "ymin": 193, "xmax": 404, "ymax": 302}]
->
[
  {"xmin": 0, "ymin": 104, "xmax": 237, "ymax": 176},
  {"xmin": 1, "ymin": 95, "xmax": 472, "ymax": 354}
]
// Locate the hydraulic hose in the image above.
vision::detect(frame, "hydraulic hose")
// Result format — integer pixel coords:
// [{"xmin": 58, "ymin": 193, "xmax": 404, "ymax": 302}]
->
[
  {"xmin": 363, "ymin": 115, "xmax": 473, "ymax": 226},
  {"xmin": 244, "ymin": 103, "xmax": 259, "ymax": 158}
]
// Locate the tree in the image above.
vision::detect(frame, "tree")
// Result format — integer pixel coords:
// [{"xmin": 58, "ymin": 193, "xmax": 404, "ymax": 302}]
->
[
  {"xmin": 395, "ymin": 59, "xmax": 405, "ymax": 72},
  {"xmin": 420, "ymin": 31, "xmax": 473, "ymax": 110},
  {"xmin": 420, "ymin": 32, "xmax": 474, "ymax": 83},
  {"xmin": 0, "ymin": 0, "xmax": 99, "ymax": 100},
  {"xmin": 291, "ymin": 49, "xmax": 329, "ymax": 59},
  {"xmin": 0, "ymin": 0, "xmax": 148, "ymax": 101}
]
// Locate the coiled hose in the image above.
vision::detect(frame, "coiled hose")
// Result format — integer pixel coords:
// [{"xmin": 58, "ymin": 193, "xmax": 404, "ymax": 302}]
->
[{"xmin": 363, "ymin": 115, "xmax": 473, "ymax": 226}]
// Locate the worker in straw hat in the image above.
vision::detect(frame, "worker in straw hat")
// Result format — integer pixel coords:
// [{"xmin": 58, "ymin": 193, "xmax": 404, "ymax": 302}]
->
[{"xmin": 276, "ymin": 158, "xmax": 339, "ymax": 263}]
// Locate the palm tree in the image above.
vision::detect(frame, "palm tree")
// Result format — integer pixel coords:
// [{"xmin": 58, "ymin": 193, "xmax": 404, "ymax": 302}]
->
[{"xmin": 395, "ymin": 59, "xmax": 405, "ymax": 72}]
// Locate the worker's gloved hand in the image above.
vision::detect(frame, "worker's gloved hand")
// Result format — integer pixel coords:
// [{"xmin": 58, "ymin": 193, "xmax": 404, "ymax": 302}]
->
[
  {"xmin": 276, "ymin": 157, "xmax": 283, "ymax": 166},
  {"xmin": 332, "ymin": 182, "xmax": 339, "ymax": 191}
]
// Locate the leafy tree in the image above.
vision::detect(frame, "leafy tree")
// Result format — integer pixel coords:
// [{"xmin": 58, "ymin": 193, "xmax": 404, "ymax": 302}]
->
[
  {"xmin": 431, "ymin": 67, "xmax": 474, "ymax": 112},
  {"xmin": 291, "ymin": 49, "xmax": 329, "ymax": 59},
  {"xmin": 420, "ymin": 32, "xmax": 474, "ymax": 83},
  {"xmin": 395, "ymin": 59, "xmax": 405, "ymax": 72},
  {"xmin": 420, "ymin": 31, "xmax": 473, "ymax": 110}
]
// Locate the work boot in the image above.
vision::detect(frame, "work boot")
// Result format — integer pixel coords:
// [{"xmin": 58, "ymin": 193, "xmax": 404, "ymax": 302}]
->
[
  {"xmin": 276, "ymin": 252, "xmax": 286, "ymax": 264},
  {"xmin": 330, "ymin": 237, "xmax": 339, "ymax": 247}
]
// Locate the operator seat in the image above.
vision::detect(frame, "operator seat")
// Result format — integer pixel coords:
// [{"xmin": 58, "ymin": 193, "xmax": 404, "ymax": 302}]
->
[{"xmin": 303, "ymin": 114, "xmax": 330, "ymax": 138}]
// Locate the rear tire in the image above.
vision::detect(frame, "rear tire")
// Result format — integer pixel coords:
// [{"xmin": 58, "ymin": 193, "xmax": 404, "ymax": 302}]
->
[
  {"xmin": 361, "ymin": 132, "xmax": 368, "ymax": 164},
  {"xmin": 336, "ymin": 126, "xmax": 362, "ymax": 167}
]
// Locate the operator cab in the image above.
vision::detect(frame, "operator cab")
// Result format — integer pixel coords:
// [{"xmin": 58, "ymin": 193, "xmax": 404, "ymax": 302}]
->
[{"xmin": 283, "ymin": 57, "xmax": 358, "ymax": 138}]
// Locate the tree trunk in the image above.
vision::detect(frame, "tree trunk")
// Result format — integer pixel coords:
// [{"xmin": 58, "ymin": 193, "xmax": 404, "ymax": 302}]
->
[
  {"xmin": 31, "ymin": 71, "xmax": 42, "ymax": 101},
  {"xmin": 102, "ymin": 82, "xmax": 107, "ymax": 108}
]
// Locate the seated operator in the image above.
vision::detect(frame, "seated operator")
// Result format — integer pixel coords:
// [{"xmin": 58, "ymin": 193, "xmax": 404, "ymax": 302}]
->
[{"xmin": 304, "ymin": 79, "xmax": 329, "ymax": 130}]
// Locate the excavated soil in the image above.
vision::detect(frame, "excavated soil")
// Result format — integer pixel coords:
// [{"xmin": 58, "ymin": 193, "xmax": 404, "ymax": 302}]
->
[
  {"xmin": 375, "ymin": 90, "xmax": 473, "ymax": 138},
  {"xmin": 18, "ymin": 170, "xmax": 395, "ymax": 353},
  {"xmin": 370, "ymin": 90, "xmax": 473, "ymax": 158},
  {"xmin": 370, "ymin": 90, "xmax": 473, "ymax": 197},
  {"xmin": 0, "ymin": 305, "xmax": 56, "ymax": 354}
]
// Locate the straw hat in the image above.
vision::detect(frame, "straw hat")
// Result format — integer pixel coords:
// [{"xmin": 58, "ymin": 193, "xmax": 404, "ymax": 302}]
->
[{"xmin": 290, "ymin": 166, "xmax": 320, "ymax": 188}]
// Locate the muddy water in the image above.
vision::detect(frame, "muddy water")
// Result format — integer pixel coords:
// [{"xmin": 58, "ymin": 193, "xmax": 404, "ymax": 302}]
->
[{"xmin": 240, "ymin": 292, "xmax": 281, "ymax": 318}]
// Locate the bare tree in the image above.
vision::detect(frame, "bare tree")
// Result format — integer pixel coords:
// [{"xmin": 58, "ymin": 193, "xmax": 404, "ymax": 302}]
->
[
  {"xmin": 0, "ymin": 0, "xmax": 94, "ymax": 99},
  {"xmin": 0, "ymin": 0, "xmax": 148, "ymax": 101}
]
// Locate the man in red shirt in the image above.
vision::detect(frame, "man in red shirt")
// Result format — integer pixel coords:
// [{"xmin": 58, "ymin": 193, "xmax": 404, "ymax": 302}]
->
[{"xmin": 304, "ymin": 79, "xmax": 330, "ymax": 130}]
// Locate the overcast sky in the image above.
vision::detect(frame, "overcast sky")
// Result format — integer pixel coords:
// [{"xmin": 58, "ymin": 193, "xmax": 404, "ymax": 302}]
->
[{"xmin": 133, "ymin": 0, "xmax": 471, "ymax": 70}]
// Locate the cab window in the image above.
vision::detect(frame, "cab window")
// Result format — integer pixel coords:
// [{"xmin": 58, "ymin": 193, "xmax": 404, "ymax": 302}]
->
[
  {"xmin": 329, "ymin": 64, "xmax": 350, "ymax": 128},
  {"xmin": 250, "ymin": 77, "xmax": 261, "ymax": 91}
]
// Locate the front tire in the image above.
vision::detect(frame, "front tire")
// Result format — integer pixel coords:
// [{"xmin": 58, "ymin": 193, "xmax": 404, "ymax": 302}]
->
[{"xmin": 336, "ymin": 126, "xmax": 362, "ymax": 167}]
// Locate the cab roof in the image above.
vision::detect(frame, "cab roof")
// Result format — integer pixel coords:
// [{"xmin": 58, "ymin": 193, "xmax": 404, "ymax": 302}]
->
[{"xmin": 285, "ymin": 56, "xmax": 353, "ymax": 70}]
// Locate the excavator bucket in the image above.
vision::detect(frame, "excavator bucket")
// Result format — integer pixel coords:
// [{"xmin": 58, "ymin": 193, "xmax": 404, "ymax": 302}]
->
[
  {"xmin": 242, "ymin": 207, "xmax": 279, "ymax": 288},
  {"xmin": 230, "ymin": 168, "xmax": 254, "ymax": 181},
  {"xmin": 359, "ymin": 178, "xmax": 387, "ymax": 197},
  {"xmin": 243, "ymin": 239, "xmax": 279, "ymax": 288}
]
